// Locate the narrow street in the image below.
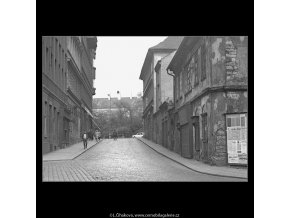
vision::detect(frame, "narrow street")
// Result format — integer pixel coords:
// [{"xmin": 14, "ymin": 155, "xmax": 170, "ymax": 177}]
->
[{"xmin": 43, "ymin": 138, "xmax": 246, "ymax": 182}]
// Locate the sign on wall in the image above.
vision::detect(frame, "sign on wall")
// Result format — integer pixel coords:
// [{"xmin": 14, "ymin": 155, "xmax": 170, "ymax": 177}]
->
[{"xmin": 226, "ymin": 114, "xmax": 247, "ymax": 165}]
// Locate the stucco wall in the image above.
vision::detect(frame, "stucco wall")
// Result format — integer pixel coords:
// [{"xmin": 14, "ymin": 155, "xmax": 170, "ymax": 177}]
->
[
  {"xmin": 211, "ymin": 36, "xmax": 248, "ymax": 87},
  {"xmin": 209, "ymin": 91, "xmax": 248, "ymax": 165},
  {"xmin": 160, "ymin": 52, "xmax": 175, "ymax": 104}
]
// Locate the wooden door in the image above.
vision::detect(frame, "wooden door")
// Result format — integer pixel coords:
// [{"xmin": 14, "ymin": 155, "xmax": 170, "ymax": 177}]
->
[
  {"xmin": 192, "ymin": 116, "xmax": 200, "ymax": 153},
  {"xmin": 201, "ymin": 114, "xmax": 208, "ymax": 160},
  {"xmin": 181, "ymin": 124, "xmax": 190, "ymax": 158}
]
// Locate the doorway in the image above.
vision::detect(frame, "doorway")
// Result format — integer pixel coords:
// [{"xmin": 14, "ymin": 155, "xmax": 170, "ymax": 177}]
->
[
  {"xmin": 192, "ymin": 116, "xmax": 200, "ymax": 156},
  {"xmin": 201, "ymin": 113, "xmax": 208, "ymax": 161}
]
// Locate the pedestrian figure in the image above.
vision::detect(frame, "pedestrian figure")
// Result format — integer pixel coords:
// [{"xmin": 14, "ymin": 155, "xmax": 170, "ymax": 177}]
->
[
  {"xmin": 112, "ymin": 129, "xmax": 118, "ymax": 140},
  {"xmin": 82, "ymin": 132, "xmax": 88, "ymax": 149}
]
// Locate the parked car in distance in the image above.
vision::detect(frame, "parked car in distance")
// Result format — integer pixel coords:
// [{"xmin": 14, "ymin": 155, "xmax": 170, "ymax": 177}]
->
[{"xmin": 132, "ymin": 132, "xmax": 144, "ymax": 138}]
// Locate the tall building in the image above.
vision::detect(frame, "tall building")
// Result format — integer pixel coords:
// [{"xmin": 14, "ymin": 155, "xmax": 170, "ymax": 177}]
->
[
  {"xmin": 139, "ymin": 37, "xmax": 183, "ymax": 141},
  {"xmin": 167, "ymin": 36, "xmax": 248, "ymax": 166},
  {"xmin": 42, "ymin": 36, "xmax": 97, "ymax": 154},
  {"xmin": 153, "ymin": 51, "xmax": 176, "ymax": 147}
]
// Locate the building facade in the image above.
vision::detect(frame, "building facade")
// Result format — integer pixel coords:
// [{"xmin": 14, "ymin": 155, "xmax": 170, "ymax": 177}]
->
[
  {"xmin": 139, "ymin": 37, "xmax": 183, "ymax": 141},
  {"xmin": 167, "ymin": 36, "xmax": 248, "ymax": 166},
  {"xmin": 42, "ymin": 36, "xmax": 97, "ymax": 154},
  {"xmin": 153, "ymin": 51, "xmax": 176, "ymax": 147}
]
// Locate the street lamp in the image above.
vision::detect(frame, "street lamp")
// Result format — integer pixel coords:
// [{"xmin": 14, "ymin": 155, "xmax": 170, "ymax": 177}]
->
[
  {"xmin": 117, "ymin": 90, "xmax": 121, "ymax": 100},
  {"xmin": 108, "ymin": 93, "xmax": 111, "ymax": 138}
]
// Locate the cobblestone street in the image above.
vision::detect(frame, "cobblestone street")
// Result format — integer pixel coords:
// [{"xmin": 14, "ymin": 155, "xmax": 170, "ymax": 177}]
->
[{"xmin": 43, "ymin": 138, "xmax": 246, "ymax": 181}]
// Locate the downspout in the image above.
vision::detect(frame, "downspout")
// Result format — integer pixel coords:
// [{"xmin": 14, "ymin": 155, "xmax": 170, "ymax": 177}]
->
[
  {"xmin": 166, "ymin": 68, "xmax": 175, "ymax": 108},
  {"xmin": 167, "ymin": 68, "xmax": 178, "ymax": 153}
]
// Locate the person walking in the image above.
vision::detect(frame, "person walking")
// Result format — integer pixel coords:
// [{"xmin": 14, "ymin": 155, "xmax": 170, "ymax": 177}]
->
[
  {"xmin": 82, "ymin": 131, "xmax": 88, "ymax": 149},
  {"xmin": 112, "ymin": 129, "xmax": 118, "ymax": 140}
]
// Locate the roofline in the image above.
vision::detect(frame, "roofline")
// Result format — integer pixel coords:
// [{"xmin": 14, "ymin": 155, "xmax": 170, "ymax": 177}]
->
[
  {"xmin": 167, "ymin": 37, "xmax": 188, "ymax": 72},
  {"xmin": 139, "ymin": 48, "xmax": 178, "ymax": 80},
  {"xmin": 167, "ymin": 37, "xmax": 201, "ymax": 72}
]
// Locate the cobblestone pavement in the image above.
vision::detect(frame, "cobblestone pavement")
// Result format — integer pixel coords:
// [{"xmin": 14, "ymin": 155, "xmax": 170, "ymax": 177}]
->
[
  {"xmin": 42, "ymin": 160, "xmax": 95, "ymax": 181},
  {"xmin": 43, "ymin": 138, "xmax": 246, "ymax": 181}
]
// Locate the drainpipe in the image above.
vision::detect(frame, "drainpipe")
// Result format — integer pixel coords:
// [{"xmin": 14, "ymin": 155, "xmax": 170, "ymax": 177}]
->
[
  {"xmin": 167, "ymin": 68, "xmax": 178, "ymax": 154},
  {"xmin": 167, "ymin": 68, "xmax": 175, "ymax": 109}
]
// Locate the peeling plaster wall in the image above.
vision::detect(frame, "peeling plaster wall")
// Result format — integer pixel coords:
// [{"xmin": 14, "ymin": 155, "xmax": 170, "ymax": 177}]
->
[
  {"xmin": 209, "ymin": 90, "xmax": 248, "ymax": 165},
  {"xmin": 160, "ymin": 52, "xmax": 175, "ymax": 103},
  {"xmin": 171, "ymin": 36, "xmax": 248, "ymax": 166},
  {"xmin": 211, "ymin": 36, "xmax": 248, "ymax": 87},
  {"xmin": 153, "ymin": 52, "xmax": 172, "ymax": 113},
  {"xmin": 209, "ymin": 92, "xmax": 227, "ymax": 165},
  {"xmin": 211, "ymin": 37, "xmax": 226, "ymax": 86},
  {"xmin": 177, "ymin": 37, "xmax": 211, "ymax": 109},
  {"xmin": 191, "ymin": 94, "xmax": 212, "ymax": 161},
  {"xmin": 189, "ymin": 90, "xmax": 247, "ymax": 165}
]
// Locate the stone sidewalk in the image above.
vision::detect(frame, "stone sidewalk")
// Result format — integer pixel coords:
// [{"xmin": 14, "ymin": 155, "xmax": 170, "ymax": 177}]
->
[
  {"xmin": 136, "ymin": 137, "xmax": 247, "ymax": 179},
  {"xmin": 43, "ymin": 139, "xmax": 102, "ymax": 161}
]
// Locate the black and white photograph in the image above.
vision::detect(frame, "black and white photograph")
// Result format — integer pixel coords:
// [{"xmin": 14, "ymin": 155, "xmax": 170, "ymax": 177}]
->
[
  {"xmin": 41, "ymin": 36, "xmax": 248, "ymax": 182},
  {"xmin": 9, "ymin": 0, "xmax": 290, "ymax": 217}
]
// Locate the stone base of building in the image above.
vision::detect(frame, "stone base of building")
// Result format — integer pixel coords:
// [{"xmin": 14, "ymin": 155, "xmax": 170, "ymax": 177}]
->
[
  {"xmin": 210, "ymin": 153, "xmax": 228, "ymax": 166},
  {"xmin": 42, "ymin": 141, "xmax": 50, "ymax": 154}
]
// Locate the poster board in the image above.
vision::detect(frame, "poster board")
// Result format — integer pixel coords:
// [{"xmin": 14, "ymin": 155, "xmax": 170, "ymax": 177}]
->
[{"xmin": 227, "ymin": 126, "xmax": 247, "ymax": 165}]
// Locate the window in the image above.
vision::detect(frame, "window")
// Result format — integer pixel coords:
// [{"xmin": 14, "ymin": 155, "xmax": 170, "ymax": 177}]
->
[
  {"xmin": 201, "ymin": 43, "xmax": 206, "ymax": 81},
  {"xmin": 42, "ymin": 38, "xmax": 45, "ymax": 73},
  {"xmin": 202, "ymin": 114, "xmax": 208, "ymax": 142},
  {"xmin": 194, "ymin": 51, "xmax": 199, "ymax": 87},
  {"xmin": 49, "ymin": 105, "xmax": 52, "ymax": 137},
  {"xmin": 54, "ymin": 107, "xmax": 56, "ymax": 138},
  {"xmin": 54, "ymin": 59, "xmax": 57, "ymax": 80},
  {"xmin": 44, "ymin": 102, "xmax": 47, "ymax": 138},
  {"xmin": 59, "ymin": 44, "xmax": 61, "ymax": 63},
  {"xmin": 55, "ymin": 38, "xmax": 58, "ymax": 61},
  {"xmin": 50, "ymin": 53, "xmax": 53, "ymax": 72},
  {"xmin": 187, "ymin": 58, "xmax": 194, "ymax": 92},
  {"xmin": 226, "ymin": 114, "xmax": 247, "ymax": 128},
  {"xmin": 46, "ymin": 48, "xmax": 49, "ymax": 73}
]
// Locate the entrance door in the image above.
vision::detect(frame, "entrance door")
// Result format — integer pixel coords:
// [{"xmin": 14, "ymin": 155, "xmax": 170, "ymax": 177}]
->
[
  {"xmin": 201, "ymin": 114, "xmax": 208, "ymax": 161},
  {"xmin": 164, "ymin": 120, "xmax": 168, "ymax": 148},
  {"xmin": 192, "ymin": 116, "xmax": 200, "ymax": 154},
  {"xmin": 181, "ymin": 124, "xmax": 190, "ymax": 158}
]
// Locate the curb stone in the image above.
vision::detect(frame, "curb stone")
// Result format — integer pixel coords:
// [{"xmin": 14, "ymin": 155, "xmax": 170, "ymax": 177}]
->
[
  {"xmin": 42, "ymin": 139, "xmax": 103, "ymax": 162},
  {"xmin": 136, "ymin": 137, "xmax": 247, "ymax": 180}
]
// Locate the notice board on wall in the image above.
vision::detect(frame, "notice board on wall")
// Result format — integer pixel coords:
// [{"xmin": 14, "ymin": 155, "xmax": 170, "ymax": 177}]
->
[{"xmin": 227, "ymin": 126, "xmax": 247, "ymax": 164}]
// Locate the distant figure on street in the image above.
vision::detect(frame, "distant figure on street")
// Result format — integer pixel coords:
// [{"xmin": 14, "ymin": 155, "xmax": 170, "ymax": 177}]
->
[
  {"xmin": 112, "ymin": 129, "xmax": 118, "ymax": 140},
  {"xmin": 95, "ymin": 130, "xmax": 101, "ymax": 142},
  {"xmin": 82, "ymin": 132, "xmax": 88, "ymax": 149}
]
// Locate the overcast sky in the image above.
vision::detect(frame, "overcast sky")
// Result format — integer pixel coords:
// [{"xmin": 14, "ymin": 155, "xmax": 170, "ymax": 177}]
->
[{"xmin": 93, "ymin": 36, "xmax": 167, "ymax": 99}]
